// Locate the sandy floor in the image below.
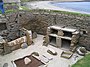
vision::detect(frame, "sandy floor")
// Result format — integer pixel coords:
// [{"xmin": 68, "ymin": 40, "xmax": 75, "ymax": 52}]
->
[{"xmin": 0, "ymin": 34, "xmax": 83, "ymax": 67}]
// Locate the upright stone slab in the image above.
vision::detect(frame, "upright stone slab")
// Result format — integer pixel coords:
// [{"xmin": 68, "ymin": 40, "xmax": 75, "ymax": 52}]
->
[
  {"xmin": 43, "ymin": 35, "xmax": 49, "ymax": 46},
  {"xmin": 3, "ymin": 40, "xmax": 11, "ymax": 55},
  {"xmin": 47, "ymin": 27, "xmax": 51, "ymax": 35},
  {"xmin": 32, "ymin": 32, "xmax": 37, "ymax": 39},
  {"xmin": 24, "ymin": 57, "xmax": 31, "ymax": 65},
  {"xmin": 71, "ymin": 34, "xmax": 79, "ymax": 44},
  {"xmin": 56, "ymin": 36, "xmax": 62, "ymax": 48}
]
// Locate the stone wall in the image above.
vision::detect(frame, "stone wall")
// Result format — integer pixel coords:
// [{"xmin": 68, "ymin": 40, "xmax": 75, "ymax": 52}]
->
[
  {"xmin": 22, "ymin": 11, "xmax": 90, "ymax": 49},
  {"xmin": 55, "ymin": 13, "xmax": 90, "ymax": 49},
  {"xmin": 0, "ymin": 11, "xmax": 35, "ymax": 55},
  {"xmin": 0, "ymin": 10, "xmax": 90, "ymax": 51}
]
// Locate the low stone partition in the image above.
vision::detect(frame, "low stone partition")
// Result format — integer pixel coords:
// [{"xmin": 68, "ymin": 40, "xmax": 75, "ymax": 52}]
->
[
  {"xmin": 0, "ymin": 28, "xmax": 32, "ymax": 55},
  {"xmin": 8, "ymin": 36, "xmax": 27, "ymax": 51}
]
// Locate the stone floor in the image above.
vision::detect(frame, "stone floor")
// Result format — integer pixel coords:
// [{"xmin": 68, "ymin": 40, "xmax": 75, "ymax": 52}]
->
[{"xmin": 0, "ymin": 34, "xmax": 83, "ymax": 67}]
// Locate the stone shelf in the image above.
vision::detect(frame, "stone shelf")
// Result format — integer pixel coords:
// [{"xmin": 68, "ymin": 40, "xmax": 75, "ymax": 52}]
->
[
  {"xmin": 45, "ymin": 25, "xmax": 80, "ymax": 51},
  {"xmin": 49, "ymin": 34, "xmax": 72, "ymax": 40},
  {"xmin": 61, "ymin": 36, "xmax": 72, "ymax": 40}
]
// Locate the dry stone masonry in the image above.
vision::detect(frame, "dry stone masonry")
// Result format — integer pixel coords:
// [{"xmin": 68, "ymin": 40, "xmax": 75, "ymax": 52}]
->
[
  {"xmin": 0, "ymin": 10, "xmax": 90, "ymax": 55},
  {"xmin": 30, "ymin": 11, "xmax": 90, "ymax": 50},
  {"xmin": 0, "ymin": 12, "xmax": 33, "ymax": 55},
  {"xmin": 43, "ymin": 25, "xmax": 79, "ymax": 51}
]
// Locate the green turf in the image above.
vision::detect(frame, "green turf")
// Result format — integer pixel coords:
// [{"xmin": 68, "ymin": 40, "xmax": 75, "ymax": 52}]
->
[
  {"xmin": 72, "ymin": 54, "xmax": 90, "ymax": 67},
  {"xmin": 20, "ymin": 6, "xmax": 30, "ymax": 11},
  {"xmin": 36, "ymin": 9, "xmax": 90, "ymax": 17}
]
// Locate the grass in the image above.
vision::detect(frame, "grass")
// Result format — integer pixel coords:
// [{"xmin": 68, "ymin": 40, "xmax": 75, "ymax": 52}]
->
[
  {"xmin": 5, "ymin": 10, "xmax": 17, "ymax": 13},
  {"xmin": 36, "ymin": 9, "xmax": 90, "ymax": 17},
  {"xmin": 21, "ymin": 0, "xmax": 31, "ymax": 2},
  {"xmin": 72, "ymin": 54, "xmax": 90, "ymax": 67},
  {"xmin": 0, "ymin": 3, "xmax": 30, "ymax": 14},
  {"xmin": 20, "ymin": 6, "xmax": 30, "ymax": 11},
  {"xmin": 52, "ymin": 10, "xmax": 90, "ymax": 17}
]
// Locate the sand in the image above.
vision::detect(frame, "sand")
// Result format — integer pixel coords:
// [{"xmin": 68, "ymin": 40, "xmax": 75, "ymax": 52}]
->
[{"xmin": 25, "ymin": 1, "xmax": 90, "ymax": 14}]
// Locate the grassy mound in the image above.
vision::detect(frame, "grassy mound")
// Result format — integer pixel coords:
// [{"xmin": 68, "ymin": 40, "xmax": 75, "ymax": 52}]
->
[{"xmin": 72, "ymin": 54, "xmax": 90, "ymax": 67}]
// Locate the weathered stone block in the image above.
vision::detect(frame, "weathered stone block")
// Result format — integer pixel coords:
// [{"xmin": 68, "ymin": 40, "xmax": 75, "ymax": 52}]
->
[
  {"xmin": 24, "ymin": 57, "xmax": 31, "ymax": 65},
  {"xmin": 58, "ymin": 30, "xmax": 64, "ymax": 36},
  {"xmin": 21, "ymin": 43, "xmax": 28, "ymax": 49},
  {"xmin": 32, "ymin": 32, "xmax": 37, "ymax": 39}
]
